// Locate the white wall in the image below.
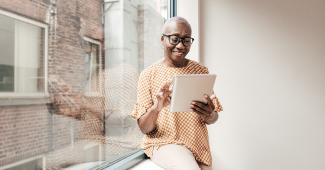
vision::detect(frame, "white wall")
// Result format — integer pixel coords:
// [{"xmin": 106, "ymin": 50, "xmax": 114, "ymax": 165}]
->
[
  {"xmin": 200, "ymin": 0, "xmax": 325, "ymax": 170},
  {"xmin": 177, "ymin": 0, "xmax": 199, "ymax": 62}
]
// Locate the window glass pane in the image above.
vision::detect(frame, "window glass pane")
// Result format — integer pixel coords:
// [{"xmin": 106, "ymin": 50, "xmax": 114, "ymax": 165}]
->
[
  {"xmin": 0, "ymin": 14, "xmax": 45, "ymax": 93},
  {"xmin": 0, "ymin": 14, "xmax": 15, "ymax": 92},
  {"xmin": 15, "ymin": 21, "xmax": 44, "ymax": 93}
]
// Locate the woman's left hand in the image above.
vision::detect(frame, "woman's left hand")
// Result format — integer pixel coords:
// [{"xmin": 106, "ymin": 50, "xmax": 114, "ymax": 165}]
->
[{"xmin": 190, "ymin": 94, "xmax": 215, "ymax": 120}]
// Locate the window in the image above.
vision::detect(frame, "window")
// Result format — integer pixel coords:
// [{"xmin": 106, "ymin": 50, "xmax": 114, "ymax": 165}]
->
[
  {"xmin": 0, "ymin": 11, "xmax": 47, "ymax": 96},
  {"xmin": 83, "ymin": 37, "xmax": 102, "ymax": 95},
  {"xmin": 0, "ymin": 0, "xmax": 176, "ymax": 169}
]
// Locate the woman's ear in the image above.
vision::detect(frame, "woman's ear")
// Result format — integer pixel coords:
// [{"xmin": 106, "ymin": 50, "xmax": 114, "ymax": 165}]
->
[{"xmin": 160, "ymin": 36, "xmax": 165, "ymax": 46}]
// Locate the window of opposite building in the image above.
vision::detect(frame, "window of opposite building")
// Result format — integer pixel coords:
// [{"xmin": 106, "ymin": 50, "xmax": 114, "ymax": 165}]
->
[
  {"xmin": 83, "ymin": 37, "xmax": 102, "ymax": 96},
  {"xmin": 0, "ymin": 10, "xmax": 48, "ymax": 97}
]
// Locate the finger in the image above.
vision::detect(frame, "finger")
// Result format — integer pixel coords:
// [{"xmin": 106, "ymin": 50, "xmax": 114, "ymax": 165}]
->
[
  {"xmin": 168, "ymin": 86, "xmax": 173, "ymax": 96},
  {"xmin": 160, "ymin": 85, "xmax": 170, "ymax": 96},
  {"xmin": 156, "ymin": 93, "xmax": 162, "ymax": 100},
  {"xmin": 160, "ymin": 85, "xmax": 168, "ymax": 93},
  {"xmin": 210, "ymin": 94, "xmax": 217, "ymax": 100},
  {"xmin": 166, "ymin": 82, "xmax": 173, "ymax": 93},
  {"xmin": 191, "ymin": 104, "xmax": 207, "ymax": 115},
  {"xmin": 191, "ymin": 101, "xmax": 210, "ymax": 113},
  {"xmin": 160, "ymin": 89, "xmax": 170, "ymax": 99},
  {"xmin": 162, "ymin": 81, "xmax": 172, "ymax": 90},
  {"xmin": 164, "ymin": 86, "xmax": 173, "ymax": 96},
  {"xmin": 204, "ymin": 94, "xmax": 215, "ymax": 110},
  {"xmin": 204, "ymin": 94, "xmax": 213, "ymax": 106},
  {"xmin": 166, "ymin": 89, "xmax": 172, "ymax": 96},
  {"xmin": 157, "ymin": 91, "xmax": 163, "ymax": 96},
  {"xmin": 168, "ymin": 80, "xmax": 174, "ymax": 91},
  {"xmin": 166, "ymin": 96, "xmax": 171, "ymax": 104},
  {"xmin": 159, "ymin": 85, "xmax": 167, "ymax": 94}
]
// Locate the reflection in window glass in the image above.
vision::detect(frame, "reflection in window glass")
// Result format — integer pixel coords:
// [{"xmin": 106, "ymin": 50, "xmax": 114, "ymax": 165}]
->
[{"xmin": 0, "ymin": 0, "xmax": 169, "ymax": 169}]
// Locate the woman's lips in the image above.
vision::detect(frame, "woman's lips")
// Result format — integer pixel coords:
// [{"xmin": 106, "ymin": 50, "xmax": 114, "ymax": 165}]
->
[{"xmin": 173, "ymin": 51, "xmax": 184, "ymax": 56}]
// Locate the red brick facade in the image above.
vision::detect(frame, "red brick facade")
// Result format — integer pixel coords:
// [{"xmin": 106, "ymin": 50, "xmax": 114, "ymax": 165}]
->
[{"xmin": 0, "ymin": 105, "xmax": 50, "ymax": 166}]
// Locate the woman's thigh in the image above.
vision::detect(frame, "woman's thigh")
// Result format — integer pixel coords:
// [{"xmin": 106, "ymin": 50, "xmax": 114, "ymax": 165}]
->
[{"xmin": 151, "ymin": 144, "xmax": 201, "ymax": 170}]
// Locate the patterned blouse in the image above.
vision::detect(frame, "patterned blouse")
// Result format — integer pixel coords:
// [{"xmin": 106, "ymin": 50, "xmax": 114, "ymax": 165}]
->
[{"xmin": 131, "ymin": 59, "xmax": 222, "ymax": 166}]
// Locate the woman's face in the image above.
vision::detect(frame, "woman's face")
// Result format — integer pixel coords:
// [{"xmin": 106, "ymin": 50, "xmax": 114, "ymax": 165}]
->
[{"xmin": 161, "ymin": 21, "xmax": 192, "ymax": 65}]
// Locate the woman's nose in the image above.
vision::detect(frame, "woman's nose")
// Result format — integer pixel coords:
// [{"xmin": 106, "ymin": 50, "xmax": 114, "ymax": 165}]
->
[{"xmin": 175, "ymin": 41, "xmax": 186, "ymax": 49}]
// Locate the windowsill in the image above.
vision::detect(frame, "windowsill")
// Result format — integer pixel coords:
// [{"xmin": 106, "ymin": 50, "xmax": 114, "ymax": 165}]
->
[
  {"xmin": 0, "ymin": 93, "xmax": 50, "ymax": 106},
  {"xmin": 63, "ymin": 150, "xmax": 162, "ymax": 170},
  {"xmin": 90, "ymin": 149, "xmax": 147, "ymax": 170}
]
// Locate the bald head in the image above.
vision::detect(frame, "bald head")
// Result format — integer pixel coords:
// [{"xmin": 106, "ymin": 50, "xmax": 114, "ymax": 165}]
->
[
  {"xmin": 160, "ymin": 17, "xmax": 192, "ymax": 66},
  {"xmin": 162, "ymin": 17, "xmax": 192, "ymax": 35}
]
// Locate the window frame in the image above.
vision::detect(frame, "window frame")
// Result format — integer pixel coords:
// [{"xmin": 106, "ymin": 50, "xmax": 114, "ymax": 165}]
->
[
  {"xmin": 90, "ymin": 149, "xmax": 146, "ymax": 170},
  {"xmin": 169, "ymin": 0, "xmax": 177, "ymax": 18},
  {"xmin": 0, "ymin": 9, "xmax": 49, "ymax": 98}
]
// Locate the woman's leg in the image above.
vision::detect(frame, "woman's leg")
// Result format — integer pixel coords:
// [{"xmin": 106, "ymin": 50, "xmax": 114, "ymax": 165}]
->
[{"xmin": 151, "ymin": 144, "xmax": 201, "ymax": 170}]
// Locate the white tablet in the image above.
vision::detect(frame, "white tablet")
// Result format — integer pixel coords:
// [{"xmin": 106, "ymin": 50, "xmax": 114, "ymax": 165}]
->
[{"xmin": 169, "ymin": 74, "xmax": 216, "ymax": 112}]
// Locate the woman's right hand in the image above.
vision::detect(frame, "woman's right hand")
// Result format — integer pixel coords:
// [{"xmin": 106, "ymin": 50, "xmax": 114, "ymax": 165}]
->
[
  {"xmin": 138, "ymin": 82, "xmax": 172, "ymax": 134},
  {"xmin": 154, "ymin": 82, "xmax": 172, "ymax": 112}
]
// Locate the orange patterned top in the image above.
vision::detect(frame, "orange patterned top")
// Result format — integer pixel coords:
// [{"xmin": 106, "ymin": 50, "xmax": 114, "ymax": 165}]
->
[{"xmin": 131, "ymin": 59, "xmax": 222, "ymax": 166}]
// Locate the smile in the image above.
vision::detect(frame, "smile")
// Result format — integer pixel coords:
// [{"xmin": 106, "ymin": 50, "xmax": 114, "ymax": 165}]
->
[{"xmin": 173, "ymin": 51, "xmax": 185, "ymax": 55}]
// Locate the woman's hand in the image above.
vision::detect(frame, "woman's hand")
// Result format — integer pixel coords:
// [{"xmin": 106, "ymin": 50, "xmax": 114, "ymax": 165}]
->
[
  {"xmin": 191, "ymin": 94, "xmax": 218, "ymax": 124},
  {"xmin": 154, "ymin": 82, "xmax": 172, "ymax": 112},
  {"xmin": 138, "ymin": 82, "xmax": 172, "ymax": 134}
]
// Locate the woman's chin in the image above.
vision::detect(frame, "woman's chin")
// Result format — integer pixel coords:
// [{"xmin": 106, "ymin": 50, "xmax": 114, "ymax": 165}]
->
[
  {"xmin": 172, "ymin": 55, "xmax": 186, "ymax": 62},
  {"xmin": 169, "ymin": 56, "xmax": 187, "ymax": 67}
]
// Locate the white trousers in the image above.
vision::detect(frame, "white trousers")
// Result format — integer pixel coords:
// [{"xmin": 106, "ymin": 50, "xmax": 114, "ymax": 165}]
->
[{"xmin": 151, "ymin": 144, "xmax": 212, "ymax": 170}]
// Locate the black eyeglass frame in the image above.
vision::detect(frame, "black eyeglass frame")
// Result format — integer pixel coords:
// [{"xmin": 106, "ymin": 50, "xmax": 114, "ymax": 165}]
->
[{"xmin": 162, "ymin": 34, "xmax": 194, "ymax": 47}]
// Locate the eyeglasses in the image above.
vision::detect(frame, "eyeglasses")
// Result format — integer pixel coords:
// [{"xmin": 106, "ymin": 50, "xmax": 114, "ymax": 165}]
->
[{"xmin": 162, "ymin": 34, "xmax": 194, "ymax": 47}]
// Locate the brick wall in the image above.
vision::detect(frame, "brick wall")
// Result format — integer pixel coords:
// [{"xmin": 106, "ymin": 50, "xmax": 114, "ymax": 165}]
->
[
  {"xmin": 0, "ymin": 0, "xmax": 104, "ymax": 168},
  {"xmin": 0, "ymin": 0, "xmax": 49, "ymax": 22},
  {"xmin": 0, "ymin": 105, "xmax": 50, "ymax": 166}
]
